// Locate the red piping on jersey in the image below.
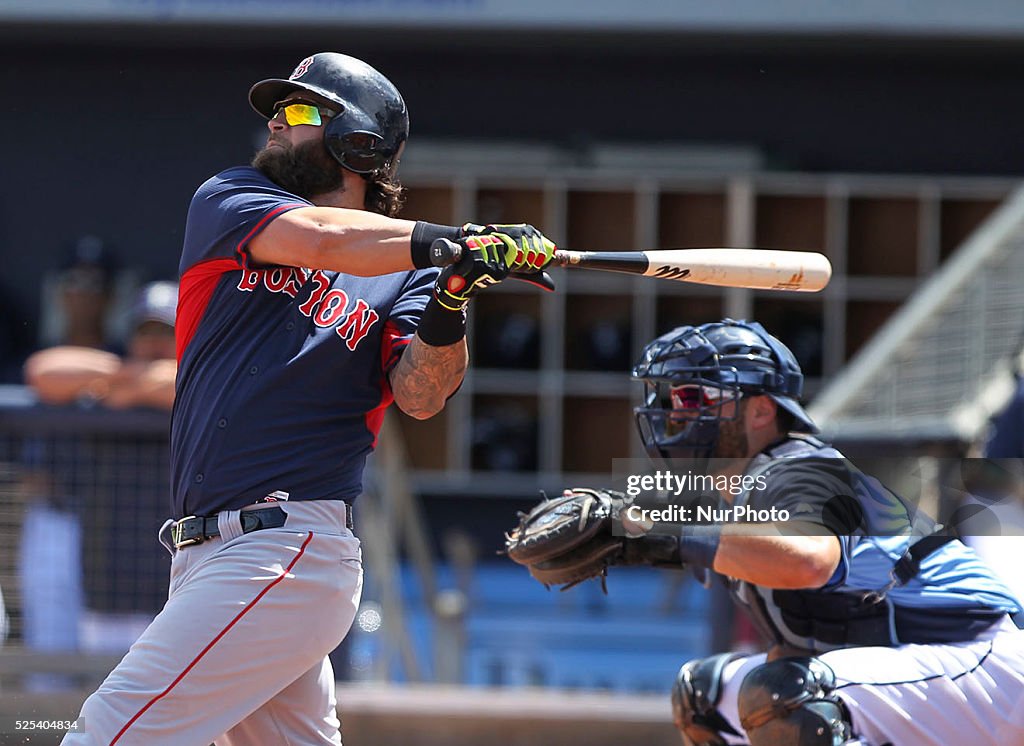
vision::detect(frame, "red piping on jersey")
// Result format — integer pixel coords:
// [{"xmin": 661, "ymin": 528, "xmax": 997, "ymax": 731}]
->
[
  {"xmin": 365, "ymin": 320, "xmax": 405, "ymax": 447},
  {"xmin": 109, "ymin": 531, "xmax": 315, "ymax": 745},
  {"xmin": 380, "ymin": 319, "xmax": 411, "ymax": 376},
  {"xmin": 176, "ymin": 258, "xmax": 241, "ymax": 362},
  {"xmin": 176, "ymin": 202, "xmax": 304, "ymax": 361},
  {"xmin": 234, "ymin": 203, "xmax": 306, "ymax": 269}
]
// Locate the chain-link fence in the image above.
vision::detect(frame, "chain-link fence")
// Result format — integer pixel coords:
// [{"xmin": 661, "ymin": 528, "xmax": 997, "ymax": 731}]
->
[{"xmin": 0, "ymin": 395, "xmax": 171, "ymax": 660}]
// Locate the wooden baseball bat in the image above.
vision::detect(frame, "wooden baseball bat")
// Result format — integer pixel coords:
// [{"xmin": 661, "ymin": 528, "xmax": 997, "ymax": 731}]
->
[{"xmin": 429, "ymin": 239, "xmax": 832, "ymax": 292}]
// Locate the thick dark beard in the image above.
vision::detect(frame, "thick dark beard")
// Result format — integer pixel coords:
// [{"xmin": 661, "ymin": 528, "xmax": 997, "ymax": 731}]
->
[
  {"xmin": 713, "ymin": 414, "xmax": 749, "ymax": 461},
  {"xmin": 251, "ymin": 138, "xmax": 345, "ymax": 200}
]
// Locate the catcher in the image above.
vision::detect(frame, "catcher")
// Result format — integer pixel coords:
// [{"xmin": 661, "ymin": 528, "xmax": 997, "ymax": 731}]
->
[{"xmin": 506, "ymin": 319, "xmax": 1024, "ymax": 746}]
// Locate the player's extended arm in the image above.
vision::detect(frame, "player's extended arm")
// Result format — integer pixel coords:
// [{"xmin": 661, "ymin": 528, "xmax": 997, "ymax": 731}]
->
[
  {"xmin": 711, "ymin": 528, "xmax": 841, "ymax": 589},
  {"xmin": 250, "ymin": 211, "xmax": 557, "ymax": 277},
  {"xmin": 249, "ymin": 207, "xmax": 423, "ymax": 274},
  {"xmin": 628, "ymin": 516, "xmax": 842, "ymax": 590}
]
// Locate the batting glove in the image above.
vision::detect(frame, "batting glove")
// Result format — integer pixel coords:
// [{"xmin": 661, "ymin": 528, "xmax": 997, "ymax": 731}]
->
[
  {"xmin": 434, "ymin": 234, "xmax": 510, "ymax": 311},
  {"xmin": 462, "ymin": 223, "xmax": 556, "ymax": 272}
]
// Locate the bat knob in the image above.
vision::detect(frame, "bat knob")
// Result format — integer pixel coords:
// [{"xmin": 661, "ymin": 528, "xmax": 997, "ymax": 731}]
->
[{"xmin": 429, "ymin": 238, "xmax": 462, "ymax": 267}]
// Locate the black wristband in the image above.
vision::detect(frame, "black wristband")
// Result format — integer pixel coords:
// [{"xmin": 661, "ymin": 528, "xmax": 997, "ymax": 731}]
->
[
  {"xmin": 411, "ymin": 221, "xmax": 462, "ymax": 269},
  {"xmin": 416, "ymin": 296, "xmax": 467, "ymax": 346}
]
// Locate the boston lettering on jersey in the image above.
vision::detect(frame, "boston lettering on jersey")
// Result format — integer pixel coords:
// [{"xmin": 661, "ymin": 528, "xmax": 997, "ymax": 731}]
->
[
  {"xmin": 171, "ymin": 166, "xmax": 436, "ymax": 519},
  {"xmin": 236, "ymin": 267, "xmax": 379, "ymax": 352}
]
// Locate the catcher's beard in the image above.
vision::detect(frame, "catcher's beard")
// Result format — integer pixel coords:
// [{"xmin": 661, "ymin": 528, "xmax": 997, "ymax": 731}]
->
[
  {"xmin": 252, "ymin": 138, "xmax": 346, "ymax": 201},
  {"xmin": 711, "ymin": 407, "xmax": 749, "ymax": 461},
  {"xmin": 662, "ymin": 399, "xmax": 747, "ymax": 461}
]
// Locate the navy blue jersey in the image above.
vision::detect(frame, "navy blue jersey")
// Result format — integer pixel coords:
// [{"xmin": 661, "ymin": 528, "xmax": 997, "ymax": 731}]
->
[{"xmin": 170, "ymin": 167, "xmax": 436, "ymax": 518}]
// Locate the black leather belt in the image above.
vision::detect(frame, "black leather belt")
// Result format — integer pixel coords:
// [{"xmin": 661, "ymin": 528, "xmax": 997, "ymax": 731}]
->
[{"xmin": 172, "ymin": 506, "xmax": 288, "ymax": 549}]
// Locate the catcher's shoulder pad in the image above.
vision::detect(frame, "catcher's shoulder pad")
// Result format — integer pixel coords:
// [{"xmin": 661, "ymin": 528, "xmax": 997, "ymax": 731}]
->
[{"xmin": 504, "ymin": 487, "xmax": 626, "ymax": 566}]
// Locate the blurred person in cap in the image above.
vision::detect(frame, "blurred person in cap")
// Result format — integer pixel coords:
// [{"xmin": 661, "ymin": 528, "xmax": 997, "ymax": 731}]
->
[
  {"xmin": 25, "ymin": 281, "xmax": 178, "ymax": 411},
  {"xmin": 48, "ymin": 235, "xmax": 122, "ymax": 351}
]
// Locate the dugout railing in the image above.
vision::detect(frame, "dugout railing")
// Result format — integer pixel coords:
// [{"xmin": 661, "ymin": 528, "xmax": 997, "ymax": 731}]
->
[{"xmin": 0, "ymin": 387, "xmax": 174, "ymax": 688}]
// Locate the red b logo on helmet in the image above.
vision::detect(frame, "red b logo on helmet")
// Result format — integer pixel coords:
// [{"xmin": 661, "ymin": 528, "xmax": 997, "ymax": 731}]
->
[{"xmin": 290, "ymin": 56, "xmax": 314, "ymax": 80}]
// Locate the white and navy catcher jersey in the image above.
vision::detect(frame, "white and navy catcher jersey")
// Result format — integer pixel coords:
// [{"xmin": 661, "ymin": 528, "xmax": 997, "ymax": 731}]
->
[{"xmin": 728, "ymin": 435, "xmax": 1022, "ymax": 650}]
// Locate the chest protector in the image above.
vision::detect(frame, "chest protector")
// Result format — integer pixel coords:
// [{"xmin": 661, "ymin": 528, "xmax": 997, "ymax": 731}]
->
[{"xmin": 728, "ymin": 436, "xmax": 998, "ymax": 652}]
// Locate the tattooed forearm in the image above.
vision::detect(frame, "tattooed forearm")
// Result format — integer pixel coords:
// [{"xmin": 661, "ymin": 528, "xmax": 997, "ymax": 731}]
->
[{"xmin": 390, "ymin": 335, "xmax": 469, "ymax": 419}]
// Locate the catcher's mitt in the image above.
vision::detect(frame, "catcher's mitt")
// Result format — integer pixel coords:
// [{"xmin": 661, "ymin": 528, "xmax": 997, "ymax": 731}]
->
[{"xmin": 504, "ymin": 488, "xmax": 628, "ymax": 591}]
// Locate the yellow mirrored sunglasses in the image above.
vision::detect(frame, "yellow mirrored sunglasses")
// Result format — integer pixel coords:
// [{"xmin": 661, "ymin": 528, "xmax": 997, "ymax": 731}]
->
[{"xmin": 271, "ymin": 100, "xmax": 337, "ymax": 127}]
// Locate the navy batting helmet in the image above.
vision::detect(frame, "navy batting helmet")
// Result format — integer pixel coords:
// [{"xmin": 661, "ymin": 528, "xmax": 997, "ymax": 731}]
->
[
  {"xmin": 632, "ymin": 319, "xmax": 817, "ymax": 460},
  {"xmin": 249, "ymin": 52, "xmax": 409, "ymax": 177}
]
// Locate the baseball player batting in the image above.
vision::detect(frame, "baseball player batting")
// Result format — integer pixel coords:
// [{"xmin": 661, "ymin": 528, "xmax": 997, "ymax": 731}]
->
[
  {"xmin": 62, "ymin": 52, "xmax": 555, "ymax": 745},
  {"xmin": 506, "ymin": 319, "xmax": 1024, "ymax": 745}
]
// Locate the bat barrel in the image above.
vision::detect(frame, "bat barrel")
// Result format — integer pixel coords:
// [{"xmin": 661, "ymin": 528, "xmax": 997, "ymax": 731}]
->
[
  {"xmin": 430, "ymin": 239, "xmax": 831, "ymax": 293},
  {"xmin": 644, "ymin": 248, "xmax": 832, "ymax": 292}
]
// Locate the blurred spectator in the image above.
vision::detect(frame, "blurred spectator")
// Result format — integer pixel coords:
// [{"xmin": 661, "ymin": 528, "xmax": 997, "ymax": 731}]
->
[
  {"xmin": 40, "ymin": 235, "xmax": 123, "ymax": 350},
  {"xmin": 18, "ymin": 282, "xmax": 178, "ymax": 669},
  {"xmin": 24, "ymin": 281, "xmax": 177, "ymax": 410}
]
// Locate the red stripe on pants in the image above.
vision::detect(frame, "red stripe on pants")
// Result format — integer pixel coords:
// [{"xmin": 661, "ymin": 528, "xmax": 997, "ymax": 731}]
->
[{"xmin": 110, "ymin": 531, "xmax": 315, "ymax": 745}]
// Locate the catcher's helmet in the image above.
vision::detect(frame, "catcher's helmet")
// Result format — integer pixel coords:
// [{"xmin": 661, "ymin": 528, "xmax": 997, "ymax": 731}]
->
[
  {"xmin": 249, "ymin": 52, "xmax": 409, "ymax": 177},
  {"xmin": 632, "ymin": 319, "xmax": 817, "ymax": 460}
]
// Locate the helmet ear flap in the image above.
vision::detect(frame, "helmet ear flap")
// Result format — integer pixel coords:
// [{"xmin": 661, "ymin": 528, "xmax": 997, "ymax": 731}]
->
[{"xmin": 323, "ymin": 120, "xmax": 388, "ymax": 174}]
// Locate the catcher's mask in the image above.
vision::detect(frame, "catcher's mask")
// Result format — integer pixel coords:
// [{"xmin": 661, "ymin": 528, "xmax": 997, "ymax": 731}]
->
[
  {"xmin": 249, "ymin": 52, "xmax": 409, "ymax": 178},
  {"xmin": 631, "ymin": 319, "xmax": 817, "ymax": 461}
]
